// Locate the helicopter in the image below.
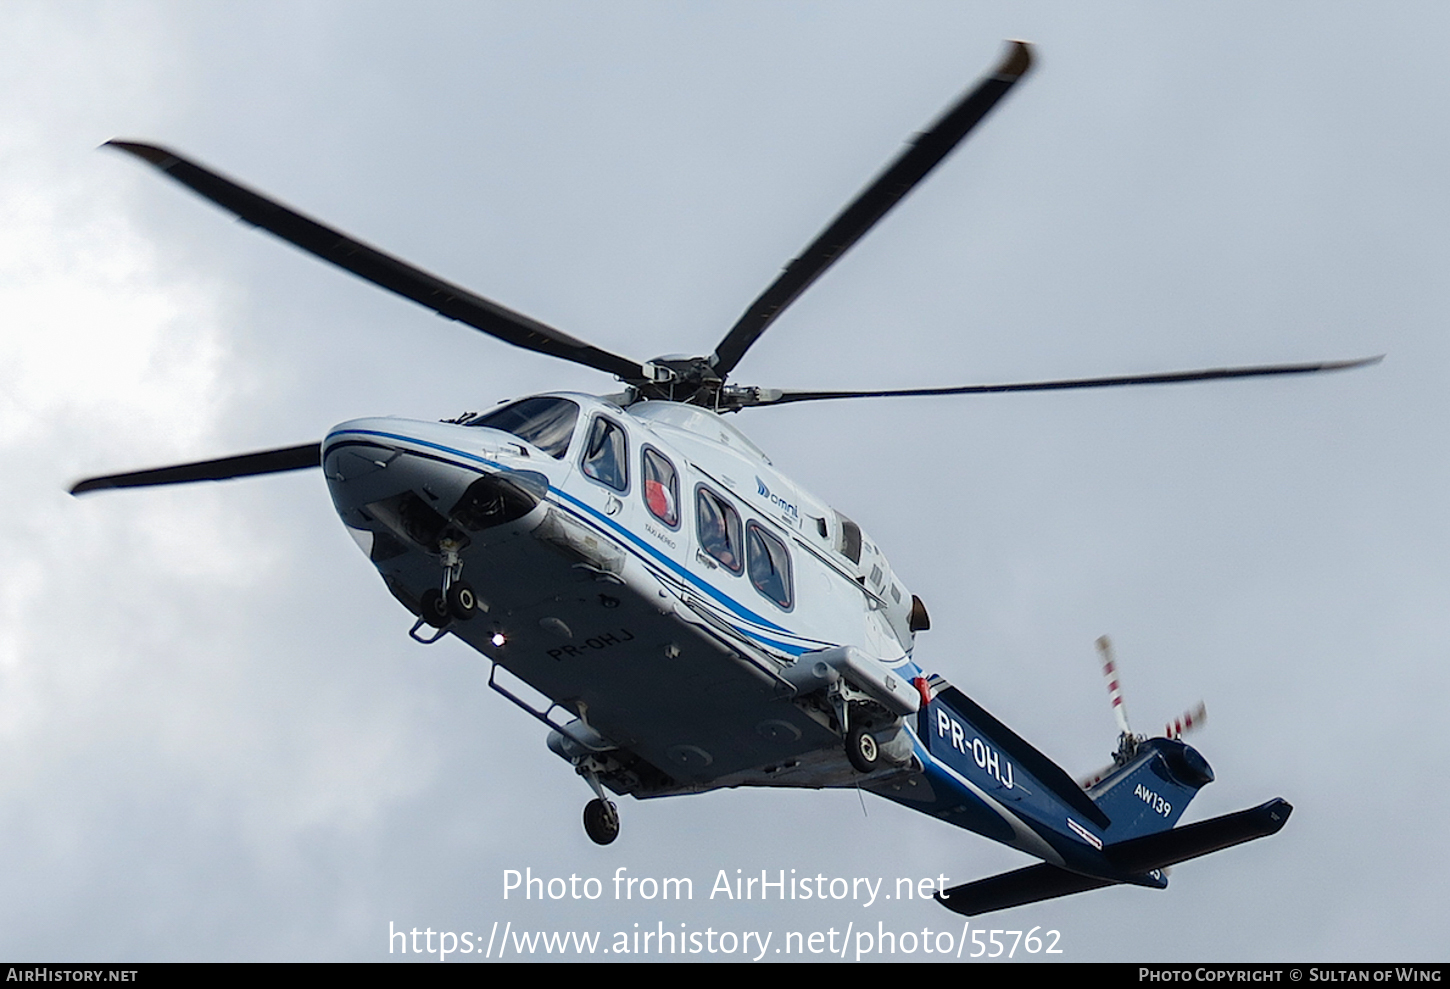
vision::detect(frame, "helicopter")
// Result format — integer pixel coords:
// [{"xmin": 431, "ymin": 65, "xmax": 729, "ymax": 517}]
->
[{"xmin": 71, "ymin": 41, "xmax": 1374, "ymax": 915}]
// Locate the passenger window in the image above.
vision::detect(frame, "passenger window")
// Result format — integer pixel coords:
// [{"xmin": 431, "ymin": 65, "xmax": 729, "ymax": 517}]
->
[
  {"xmin": 642, "ymin": 447, "xmax": 679, "ymax": 527},
  {"xmin": 581, "ymin": 417, "xmax": 627, "ymax": 491},
  {"xmin": 746, "ymin": 522, "xmax": 793, "ymax": 609},
  {"xmin": 696, "ymin": 487, "xmax": 743, "ymax": 573}
]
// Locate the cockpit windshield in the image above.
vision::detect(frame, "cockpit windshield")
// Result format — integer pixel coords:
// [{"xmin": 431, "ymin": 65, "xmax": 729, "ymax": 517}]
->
[{"xmin": 465, "ymin": 397, "xmax": 579, "ymax": 458}]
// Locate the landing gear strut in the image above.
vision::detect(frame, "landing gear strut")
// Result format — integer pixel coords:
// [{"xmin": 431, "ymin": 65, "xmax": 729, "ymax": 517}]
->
[
  {"xmin": 420, "ymin": 537, "xmax": 479, "ymax": 628},
  {"xmin": 578, "ymin": 761, "xmax": 620, "ymax": 845}
]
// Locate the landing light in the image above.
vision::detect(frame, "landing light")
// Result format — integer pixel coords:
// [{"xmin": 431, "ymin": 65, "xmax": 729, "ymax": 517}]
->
[{"xmin": 491, "ymin": 632, "xmax": 507, "ymax": 648}]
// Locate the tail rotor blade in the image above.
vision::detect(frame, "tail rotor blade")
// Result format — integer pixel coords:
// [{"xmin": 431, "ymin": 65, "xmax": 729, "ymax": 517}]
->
[
  {"xmin": 1096, "ymin": 634, "xmax": 1133, "ymax": 738},
  {"xmin": 1164, "ymin": 701, "xmax": 1207, "ymax": 740}
]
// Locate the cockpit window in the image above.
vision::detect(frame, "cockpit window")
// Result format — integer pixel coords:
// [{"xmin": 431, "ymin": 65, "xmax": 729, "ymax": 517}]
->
[
  {"xmin": 836, "ymin": 513, "xmax": 862, "ymax": 565},
  {"xmin": 581, "ymin": 416, "xmax": 628, "ymax": 492},
  {"xmin": 465, "ymin": 397, "xmax": 579, "ymax": 459},
  {"xmin": 696, "ymin": 486, "xmax": 743, "ymax": 574},
  {"xmin": 642, "ymin": 447, "xmax": 679, "ymax": 527},
  {"xmin": 747, "ymin": 522, "xmax": 793, "ymax": 609}
]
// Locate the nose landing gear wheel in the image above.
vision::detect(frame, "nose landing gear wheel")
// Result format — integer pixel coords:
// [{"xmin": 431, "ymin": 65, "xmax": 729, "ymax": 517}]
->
[
  {"xmin": 846, "ymin": 725, "xmax": 880, "ymax": 774},
  {"xmin": 583, "ymin": 797, "xmax": 620, "ymax": 845},
  {"xmin": 420, "ymin": 588, "xmax": 451, "ymax": 629},
  {"xmin": 446, "ymin": 581, "xmax": 478, "ymax": 621}
]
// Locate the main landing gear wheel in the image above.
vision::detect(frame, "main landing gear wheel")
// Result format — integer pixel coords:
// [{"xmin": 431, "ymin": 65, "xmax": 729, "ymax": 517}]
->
[
  {"xmin": 419, "ymin": 588, "xmax": 451, "ymax": 629},
  {"xmin": 446, "ymin": 581, "xmax": 478, "ymax": 621},
  {"xmin": 583, "ymin": 798, "xmax": 620, "ymax": 845},
  {"xmin": 846, "ymin": 725, "xmax": 880, "ymax": 774}
]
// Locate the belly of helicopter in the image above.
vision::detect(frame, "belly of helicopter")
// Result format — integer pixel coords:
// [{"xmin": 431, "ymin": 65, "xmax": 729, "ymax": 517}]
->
[{"xmin": 322, "ymin": 424, "xmax": 847, "ymax": 796}]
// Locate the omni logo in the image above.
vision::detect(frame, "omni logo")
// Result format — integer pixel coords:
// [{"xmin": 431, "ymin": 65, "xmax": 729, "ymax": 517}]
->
[{"xmin": 755, "ymin": 477, "xmax": 800, "ymax": 520}]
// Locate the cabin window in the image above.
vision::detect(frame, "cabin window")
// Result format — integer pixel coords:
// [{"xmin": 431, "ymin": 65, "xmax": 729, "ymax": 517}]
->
[
  {"xmin": 696, "ymin": 486, "xmax": 743, "ymax": 574},
  {"xmin": 641, "ymin": 447, "xmax": 679, "ymax": 527},
  {"xmin": 581, "ymin": 417, "xmax": 628, "ymax": 491},
  {"xmin": 465, "ymin": 397, "xmax": 579, "ymax": 459},
  {"xmin": 746, "ymin": 521, "xmax": 793, "ymax": 609}
]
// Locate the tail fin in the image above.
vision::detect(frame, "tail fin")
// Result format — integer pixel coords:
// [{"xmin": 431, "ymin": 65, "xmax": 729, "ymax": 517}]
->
[{"xmin": 1090, "ymin": 736, "xmax": 1214, "ymax": 840}]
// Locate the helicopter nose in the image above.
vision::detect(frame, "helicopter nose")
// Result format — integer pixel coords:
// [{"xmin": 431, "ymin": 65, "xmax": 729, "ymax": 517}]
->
[
  {"xmin": 322, "ymin": 417, "xmax": 552, "ymax": 535},
  {"xmin": 321, "ymin": 419, "xmax": 414, "ymax": 511},
  {"xmin": 326, "ymin": 440, "xmax": 398, "ymax": 483}
]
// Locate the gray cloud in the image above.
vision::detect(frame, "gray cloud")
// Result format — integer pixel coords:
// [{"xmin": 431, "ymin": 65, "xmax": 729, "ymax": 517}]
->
[{"xmin": 2, "ymin": 0, "xmax": 1444, "ymax": 962}]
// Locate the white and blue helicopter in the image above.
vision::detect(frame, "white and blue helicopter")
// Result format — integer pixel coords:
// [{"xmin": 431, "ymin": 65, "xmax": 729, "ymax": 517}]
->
[{"xmin": 74, "ymin": 42, "xmax": 1374, "ymax": 915}]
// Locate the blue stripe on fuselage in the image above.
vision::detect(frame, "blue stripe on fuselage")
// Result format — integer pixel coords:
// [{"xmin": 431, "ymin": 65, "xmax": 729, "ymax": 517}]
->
[{"xmin": 325, "ymin": 427, "xmax": 848, "ymax": 657}]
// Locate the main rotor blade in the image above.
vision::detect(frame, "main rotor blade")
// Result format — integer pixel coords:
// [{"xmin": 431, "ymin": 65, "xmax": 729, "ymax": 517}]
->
[
  {"xmin": 106, "ymin": 141, "xmax": 646, "ymax": 382},
  {"xmin": 740, "ymin": 356, "xmax": 1383, "ymax": 408},
  {"xmin": 70, "ymin": 443, "xmax": 321, "ymax": 495},
  {"xmin": 710, "ymin": 40, "xmax": 1034, "ymax": 378}
]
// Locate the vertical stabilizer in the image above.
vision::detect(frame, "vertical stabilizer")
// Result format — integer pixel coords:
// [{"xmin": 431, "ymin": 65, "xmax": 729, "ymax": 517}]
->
[{"xmin": 1089, "ymin": 737, "xmax": 1214, "ymax": 839}]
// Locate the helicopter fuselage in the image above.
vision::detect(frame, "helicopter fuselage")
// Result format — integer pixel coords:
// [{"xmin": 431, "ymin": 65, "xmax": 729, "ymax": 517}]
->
[{"xmin": 323, "ymin": 394, "xmax": 924, "ymax": 797}]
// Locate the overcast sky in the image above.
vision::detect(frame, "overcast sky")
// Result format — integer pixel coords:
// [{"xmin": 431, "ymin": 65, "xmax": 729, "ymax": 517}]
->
[{"xmin": 2, "ymin": 1, "xmax": 1447, "ymax": 963}]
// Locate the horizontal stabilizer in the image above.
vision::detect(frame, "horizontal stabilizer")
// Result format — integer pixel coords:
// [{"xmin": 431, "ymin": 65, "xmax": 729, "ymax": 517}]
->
[
  {"xmin": 935, "ymin": 863, "xmax": 1115, "ymax": 916},
  {"xmin": 1104, "ymin": 797, "xmax": 1292, "ymax": 874},
  {"xmin": 935, "ymin": 798, "xmax": 1292, "ymax": 916}
]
